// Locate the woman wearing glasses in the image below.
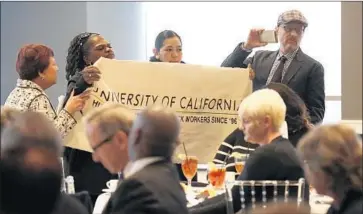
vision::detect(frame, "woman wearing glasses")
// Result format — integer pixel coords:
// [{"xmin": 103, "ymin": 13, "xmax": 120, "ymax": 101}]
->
[{"xmin": 62, "ymin": 32, "xmax": 117, "ymax": 204}]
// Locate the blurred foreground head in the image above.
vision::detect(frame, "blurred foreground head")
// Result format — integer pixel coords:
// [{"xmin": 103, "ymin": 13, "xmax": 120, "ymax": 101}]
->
[
  {"xmin": 297, "ymin": 124, "xmax": 362, "ymax": 198},
  {"xmin": 1, "ymin": 111, "xmax": 63, "ymax": 214}
]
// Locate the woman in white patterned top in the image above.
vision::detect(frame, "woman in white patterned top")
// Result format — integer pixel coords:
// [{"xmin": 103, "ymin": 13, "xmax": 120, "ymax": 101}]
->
[{"xmin": 4, "ymin": 44, "xmax": 90, "ymax": 138}]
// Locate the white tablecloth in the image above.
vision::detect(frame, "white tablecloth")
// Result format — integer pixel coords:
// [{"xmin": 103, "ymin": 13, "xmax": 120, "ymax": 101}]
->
[
  {"xmin": 93, "ymin": 189, "xmax": 331, "ymax": 214},
  {"xmin": 93, "ymin": 193, "xmax": 111, "ymax": 214},
  {"xmin": 93, "ymin": 165, "xmax": 332, "ymax": 214}
]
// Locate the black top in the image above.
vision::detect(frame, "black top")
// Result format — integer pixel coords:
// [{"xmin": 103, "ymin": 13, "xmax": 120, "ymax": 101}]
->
[
  {"xmin": 326, "ymin": 189, "xmax": 363, "ymax": 214},
  {"xmin": 62, "ymin": 71, "xmax": 118, "ymax": 199},
  {"xmin": 190, "ymin": 136, "xmax": 309, "ymax": 214}
]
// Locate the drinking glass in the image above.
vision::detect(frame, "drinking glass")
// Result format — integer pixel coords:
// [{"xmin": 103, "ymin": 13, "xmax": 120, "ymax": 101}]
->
[
  {"xmin": 181, "ymin": 156, "xmax": 198, "ymax": 189},
  {"xmin": 208, "ymin": 163, "xmax": 226, "ymax": 189},
  {"xmin": 234, "ymin": 157, "xmax": 246, "ymax": 174}
]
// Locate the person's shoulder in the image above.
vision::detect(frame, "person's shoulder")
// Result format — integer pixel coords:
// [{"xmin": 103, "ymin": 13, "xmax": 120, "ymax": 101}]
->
[
  {"xmin": 68, "ymin": 71, "xmax": 83, "ymax": 83},
  {"xmin": 52, "ymin": 194, "xmax": 88, "ymax": 214},
  {"xmin": 298, "ymin": 49, "xmax": 324, "ymax": 67},
  {"xmin": 255, "ymin": 49, "xmax": 276, "ymax": 55},
  {"xmin": 255, "ymin": 138, "xmax": 294, "ymax": 155}
]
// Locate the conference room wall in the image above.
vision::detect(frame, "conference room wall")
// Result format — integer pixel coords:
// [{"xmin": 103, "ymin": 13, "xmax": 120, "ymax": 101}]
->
[
  {"xmin": 1, "ymin": 2, "xmax": 87, "ymax": 105},
  {"xmin": 341, "ymin": 2, "xmax": 362, "ymax": 129},
  {"xmin": 0, "ymin": 2, "xmax": 144, "ymax": 105}
]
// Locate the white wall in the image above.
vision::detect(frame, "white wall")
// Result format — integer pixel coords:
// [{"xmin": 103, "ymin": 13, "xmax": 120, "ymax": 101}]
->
[{"xmin": 0, "ymin": 2, "xmax": 87, "ymax": 104}]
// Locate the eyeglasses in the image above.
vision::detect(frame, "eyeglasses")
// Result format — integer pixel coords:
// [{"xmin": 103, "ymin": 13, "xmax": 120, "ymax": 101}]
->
[
  {"xmin": 281, "ymin": 24, "xmax": 305, "ymax": 34},
  {"xmin": 92, "ymin": 134, "xmax": 114, "ymax": 152}
]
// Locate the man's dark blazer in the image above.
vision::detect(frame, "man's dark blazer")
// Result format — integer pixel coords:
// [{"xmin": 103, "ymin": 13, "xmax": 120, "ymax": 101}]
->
[
  {"xmin": 189, "ymin": 136, "xmax": 309, "ymax": 214},
  {"xmin": 221, "ymin": 43, "xmax": 325, "ymax": 124},
  {"xmin": 102, "ymin": 159, "xmax": 189, "ymax": 214}
]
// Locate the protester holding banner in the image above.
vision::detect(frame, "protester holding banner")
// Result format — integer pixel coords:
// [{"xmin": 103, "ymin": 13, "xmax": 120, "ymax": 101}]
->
[
  {"xmin": 4, "ymin": 44, "xmax": 89, "ymax": 139},
  {"xmin": 214, "ymin": 83, "xmax": 313, "ymax": 174},
  {"xmin": 63, "ymin": 32, "xmax": 117, "ymax": 204},
  {"xmin": 221, "ymin": 10, "xmax": 325, "ymax": 125},
  {"xmin": 149, "ymin": 30, "xmax": 185, "ymax": 63}
]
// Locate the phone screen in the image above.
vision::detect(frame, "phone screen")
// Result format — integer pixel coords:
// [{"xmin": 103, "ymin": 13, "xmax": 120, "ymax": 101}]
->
[{"xmin": 260, "ymin": 30, "xmax": 278, "ymax": 43}]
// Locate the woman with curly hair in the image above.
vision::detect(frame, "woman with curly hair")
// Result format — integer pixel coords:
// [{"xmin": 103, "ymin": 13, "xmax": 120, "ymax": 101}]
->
[{"xmin": 63, "ymin": 32, "xmax": 117, "ymax": 204}]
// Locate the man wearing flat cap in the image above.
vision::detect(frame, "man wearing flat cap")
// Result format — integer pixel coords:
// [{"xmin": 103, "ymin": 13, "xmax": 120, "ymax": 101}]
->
[{"xmin": 222, "ymin": 10, "xmax": 325, "ymax": 125}]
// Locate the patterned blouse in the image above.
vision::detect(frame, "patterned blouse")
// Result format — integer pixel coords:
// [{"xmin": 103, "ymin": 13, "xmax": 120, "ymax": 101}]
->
[{"xmin": 4, "ymin": 79, "xmax": 77, "ymax": 138}]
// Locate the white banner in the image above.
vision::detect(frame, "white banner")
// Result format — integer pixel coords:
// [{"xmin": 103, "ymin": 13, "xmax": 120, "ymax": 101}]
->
[{"xmin": 64, "ymin": 58, "xmax": 252, "ymax": 163}]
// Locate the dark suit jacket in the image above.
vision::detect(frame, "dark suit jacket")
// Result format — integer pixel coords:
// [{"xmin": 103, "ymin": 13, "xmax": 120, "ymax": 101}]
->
[
  {"xmin": 221, "ymin": 43, "xmax": 325, "ymax": 124},
  {"xmin": 102, "ymin": 159, "xmax": 188, "ymax": 214},
  {"xmin": 327, "ymin": 189, "xmax": 363, "ymax": 214},
  {"xmin": 189, "ymin": 136, "xmax": 309, "ymax": 214},
  {"xmin": 51, "ymin": 194, "xmax": 89, "ymax": 214}
]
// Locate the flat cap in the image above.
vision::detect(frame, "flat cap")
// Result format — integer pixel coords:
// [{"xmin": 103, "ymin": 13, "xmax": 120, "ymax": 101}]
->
[{"xmin": 277, "ymin": 10, "xmax": 308, "ymax": 27}]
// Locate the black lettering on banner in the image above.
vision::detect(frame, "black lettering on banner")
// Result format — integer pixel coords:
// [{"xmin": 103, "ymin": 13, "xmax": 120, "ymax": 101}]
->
[
  {"xmin": 127, "ymin": 94, "xmax": 134, "ymax": 105},
  {"xmin": 151, "ymin": 95, "xmax": 158, "ymax": 105},
  {"xmin": 100, "ymin": 90, "xmax": 110, "ymax": 101},
  {"xmin": 229, "ymin": 118, "xmax": 237, "ymax": 125},
  {"xmin": 120, "ymin": 93, "xmax": 127, "ymax": 105},
  {"xmin": 179, "ymin": 116, "xmax": 184, "ymax": 122},
  {"xmin": 134, "ymin": 94, "xmax": 141, "ymax": 106},
  {"xmin": 180, "ymin": 97, "xmax": 186, "ymax": 109},
  {"xmin": 211, "ymin": 116, "xmax": 228, "ymax": 124},
  {"xmin": 216, "ymin": 99, "xmax": 223, "ymax": 110},
  {"xmin": 179, "ymin": 97, "xmax": 238, "ymax": 111},
  {"xmin": 161, "ymin": 96, "xmax": 170, "ymax": 107},
  {"xmin": 184, "ymin": 116, "xmax": 210, "ymax": 123},
  {"xmin": 170, "ymin": 96, "xmax": 176, "ymax": 107},
  {"xmin": 95, "ymin": 91, "xmax": 240, "ymax": 112},
  {"xmin": 92, "ymin": 99, "xmax": 101, "ymax": 107}
]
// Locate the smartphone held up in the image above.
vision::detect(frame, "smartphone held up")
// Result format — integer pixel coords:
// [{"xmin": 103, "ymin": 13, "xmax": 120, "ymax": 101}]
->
[{"xmin": 260, "ymin": 30, "xmax": 278, "ymax": 43}]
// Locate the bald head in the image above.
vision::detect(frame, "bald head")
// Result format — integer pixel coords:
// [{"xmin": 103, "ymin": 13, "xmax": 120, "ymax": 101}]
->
[{"xmin": 128, "ymin": 106, "xmax": 180, "ymax": 161}]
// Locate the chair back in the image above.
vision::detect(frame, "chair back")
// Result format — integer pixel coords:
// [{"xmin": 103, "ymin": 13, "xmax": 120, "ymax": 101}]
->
[
  {"xmin": 60, "ymin": 157, "xmax": 67, "ymax": 193},
  {"xmin": 225, "ymin": 178, "xmax": 306, "ymax": 214}
]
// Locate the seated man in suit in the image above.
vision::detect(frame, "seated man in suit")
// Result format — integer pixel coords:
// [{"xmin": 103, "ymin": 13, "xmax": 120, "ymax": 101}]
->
[
  {"xmin": 189, "ymin": 89, "xmax": 309, "ymax": 214},
  {"xmin": 222, "ymin": 9, "xmax": 325, "ymax": 125},
  {"xmin": 84, "ymin": 104, "xmax": 188, "ymax": 214},
  {"xmin": 1, "ymin": 111, "xmax": 88, "ymax": 214}
]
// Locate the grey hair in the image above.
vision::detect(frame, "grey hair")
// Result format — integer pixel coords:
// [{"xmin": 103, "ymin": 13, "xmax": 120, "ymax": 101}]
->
[
  {"xmin": 1, "ymin": 106, "xmax": 21, "ymax": 133},
  {"xmin": 83, "ymin": 102, "xmax": 135, "ymax": 138},
  {"xmin": 1, "ymin": 111, "xmax": 63, "ymax": 161},
  {"xmin": 297, "ymin": 124, "xmax": 362, "ymax": 197},
  {"xmin": 130, "ymin": 105, "xmax": 180, "ymax": 160}
]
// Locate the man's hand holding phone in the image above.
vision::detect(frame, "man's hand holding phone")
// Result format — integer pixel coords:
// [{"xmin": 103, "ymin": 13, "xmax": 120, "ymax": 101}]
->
[{"xmin": 242, "ymin": 29, "xmax": 277, "ymax": 50}]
